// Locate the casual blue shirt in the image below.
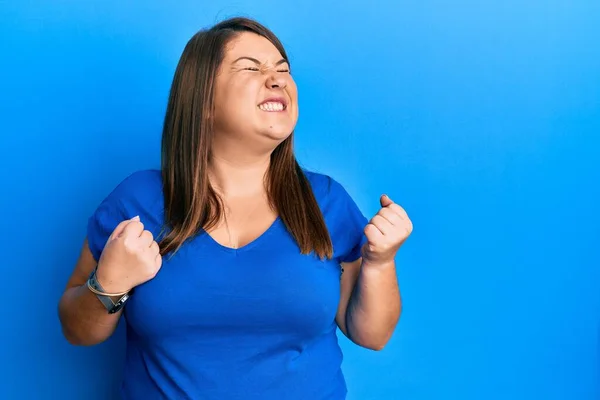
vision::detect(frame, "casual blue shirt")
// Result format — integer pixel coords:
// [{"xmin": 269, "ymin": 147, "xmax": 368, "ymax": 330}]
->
[{"xmin": 87, "ymin": 169, "xmax": 368, "ymax": 400}]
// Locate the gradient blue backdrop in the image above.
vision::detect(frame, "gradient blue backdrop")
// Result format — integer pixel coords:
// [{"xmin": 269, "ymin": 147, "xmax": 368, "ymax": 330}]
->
[{"xmin": 1, "ymin": 1, "xmax": 599, "ymax": 399}]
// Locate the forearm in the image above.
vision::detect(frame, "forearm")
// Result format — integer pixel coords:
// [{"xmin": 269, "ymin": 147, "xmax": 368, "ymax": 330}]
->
[
  {"xmin": 58, "ymin": 284, "xmax": 122, "ymax": 346},
  {"xmin": 346, "ymin": 260, "xmax": 401, "ymax": 350}
]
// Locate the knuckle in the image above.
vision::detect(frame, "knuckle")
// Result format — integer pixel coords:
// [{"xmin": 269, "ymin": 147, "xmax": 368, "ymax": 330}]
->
[
  {"xmin": 130, "ymin": 220, "xmax": 142, "ymax": 229},
  {"xmin": 392, "ymin": 204, "xmax": 403, "ymax": 212},
  {"xmin": 122, "ymin": 236, "xmax": 136, "ymax": 249}
]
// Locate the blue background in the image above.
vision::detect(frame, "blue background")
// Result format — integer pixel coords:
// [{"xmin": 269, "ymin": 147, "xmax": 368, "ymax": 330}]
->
[{"xmin": 1, "ymin": 1, "xmax": 599, "ymax": 399}]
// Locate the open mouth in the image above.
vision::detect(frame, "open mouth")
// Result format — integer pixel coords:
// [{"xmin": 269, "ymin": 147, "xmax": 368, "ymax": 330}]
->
[{"xmin": 258, "ymin": 98, "xmax": 287, "ymax": 112}]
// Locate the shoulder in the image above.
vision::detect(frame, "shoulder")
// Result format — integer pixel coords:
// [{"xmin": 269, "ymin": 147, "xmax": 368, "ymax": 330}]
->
[
  {"xmin": 302, "ymin": 169, "xmax": 345, "ymax": 200},
  {"xmin": 87, "ymin": 169, "xmax": 163, "ymax": 260},
  {"xmin": 302, "ymin": 169, "xmax": 365, "ymax": 223},
  {"xmin": 91, "ymin": 168, "xmax": 164, "ymax": 226},
  {"xmin": 304, "ymin": 170, "xmax": 356, "ymax": 214},
  {"xmin": 97, "ymin": 169, "xmax": 162, "ymax": 209},
  {"xmin": 302, "ymin": 169, "xmax": 368, "ymax": 262},
  {"xmin": 105, "ymin": 169, "xmax": 162, "ymax": 199}
]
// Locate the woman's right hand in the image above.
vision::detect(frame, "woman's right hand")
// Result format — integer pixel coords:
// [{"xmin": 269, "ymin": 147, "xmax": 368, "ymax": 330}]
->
[{"xmin": 95, "ymin": 216, "xmax": 162, "ymax": 294}]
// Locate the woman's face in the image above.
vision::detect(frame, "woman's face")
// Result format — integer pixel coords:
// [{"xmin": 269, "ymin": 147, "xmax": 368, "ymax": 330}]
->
[{"xmin": 213, "ymin": 32, "xmax": 299, "ymax": 150}]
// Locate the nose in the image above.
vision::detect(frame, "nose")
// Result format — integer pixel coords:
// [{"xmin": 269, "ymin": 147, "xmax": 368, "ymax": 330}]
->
[{"xmin": 265, "ymin": 72, "xmax": 287, "ymax": 90}]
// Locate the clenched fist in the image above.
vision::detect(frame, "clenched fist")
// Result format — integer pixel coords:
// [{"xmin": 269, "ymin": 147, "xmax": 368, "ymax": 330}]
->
[
  {"xmin": 362, "ymin": 195, "xmax": 413, "ymax": 265},
  {"xmin": 95, "ymin": 216, "xmax": 162, "ymax": 294}
]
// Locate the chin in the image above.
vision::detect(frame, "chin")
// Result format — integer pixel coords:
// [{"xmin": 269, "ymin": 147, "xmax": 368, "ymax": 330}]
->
[{"xmin": 260, "ymin": 125, "xmax": 295, "ymax": 142}]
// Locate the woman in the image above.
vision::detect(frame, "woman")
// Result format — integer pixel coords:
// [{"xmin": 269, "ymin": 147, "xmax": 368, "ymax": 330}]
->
[{"xmin": 58, "ymin": 17, "xmax": 411, "ymax": 399}]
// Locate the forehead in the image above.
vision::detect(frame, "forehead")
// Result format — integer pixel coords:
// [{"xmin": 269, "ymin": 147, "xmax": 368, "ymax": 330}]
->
[{"xmin": 224, "ymin": 32, "xmax": 284, "ymax": 62}]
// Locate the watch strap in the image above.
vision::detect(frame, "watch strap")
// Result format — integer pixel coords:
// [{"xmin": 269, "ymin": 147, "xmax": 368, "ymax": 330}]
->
[{"xmin": 87, "ymin": 268, "xmax": 130, "ymax": 314}]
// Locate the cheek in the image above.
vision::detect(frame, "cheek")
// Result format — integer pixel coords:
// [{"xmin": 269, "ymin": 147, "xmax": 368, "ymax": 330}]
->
[
  {"xmin": 226, "ymin": 80, "xmax": 259, "ymax": 110},
  {"xmin": 287, "ymin": 81, "xmax": 299, "ymax": 108},
  {"xmin": 288, "ymin": 79, "xmax": 298, "ymax": 98},
  {"xmin": 289, "ymin": 84, "xmax": 299, "ymax": 111},
  {"xmin": 214, "ymin": 78, "xmax": 234, "ymax": 113},
  {"xmin": 214, "ymin": 81, "xmax": 251, "ymax": 128}
]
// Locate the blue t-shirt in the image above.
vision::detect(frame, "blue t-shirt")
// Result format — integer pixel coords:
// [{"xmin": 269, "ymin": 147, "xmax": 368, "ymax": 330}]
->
[{"xmin": 87, "ymin": 169, "xmax": 368, "ymax": 400}]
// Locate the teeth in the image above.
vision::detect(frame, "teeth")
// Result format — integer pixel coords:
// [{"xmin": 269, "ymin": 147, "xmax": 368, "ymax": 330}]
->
[{"xmin": 259, "ymin": 102, "xmax": 284, "ymax": 111}]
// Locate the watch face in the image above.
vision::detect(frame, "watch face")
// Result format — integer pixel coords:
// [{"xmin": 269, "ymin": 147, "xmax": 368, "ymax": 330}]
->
[
  {"xmin": 108, "ymin": 294, "xmax": 129, "ymax": 314},
  {"xmin": 109, "ymin": 305, "xmax": 123, "ymax": 314}
]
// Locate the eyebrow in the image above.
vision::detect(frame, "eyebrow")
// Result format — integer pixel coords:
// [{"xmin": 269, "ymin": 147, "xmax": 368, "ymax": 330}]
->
[{"xmin": 232, "ymin": 56, "xmax": 288, "ymax": 66}]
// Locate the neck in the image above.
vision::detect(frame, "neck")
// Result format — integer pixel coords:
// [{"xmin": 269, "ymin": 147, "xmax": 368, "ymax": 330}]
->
[
  {"xmin": 209, "ymin": 132, "xmax": 279, "ymax": 196},
  {"xmin": 208, "ymin": 151, "xmax": 271, "ymax": 197}
]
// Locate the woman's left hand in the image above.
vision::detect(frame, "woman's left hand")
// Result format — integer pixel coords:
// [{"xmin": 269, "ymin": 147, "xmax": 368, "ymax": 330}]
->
[{"xmin": 361, "ymin": 195, "xmax": 413, "ymax": 266}]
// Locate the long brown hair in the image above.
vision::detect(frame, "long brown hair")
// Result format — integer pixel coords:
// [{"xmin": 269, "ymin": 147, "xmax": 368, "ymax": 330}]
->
[{"xmin": 159, "ymin": 17, "xmax": 333, "ymax": 259}]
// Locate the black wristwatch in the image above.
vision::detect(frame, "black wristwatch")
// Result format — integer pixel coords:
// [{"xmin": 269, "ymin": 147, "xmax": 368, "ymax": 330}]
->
[{"xmin": 87, "ymin": 268, "xmax": 131, "ymax": 314}]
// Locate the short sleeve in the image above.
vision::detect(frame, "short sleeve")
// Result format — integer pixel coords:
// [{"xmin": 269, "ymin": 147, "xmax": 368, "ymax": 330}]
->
[
  {"xmin": 87, "ymin": 171, "xmax": 158, "ymax": 261},
  {"xmin": 326, "ymin": 178, "xmax": 369, "ymax": 263},
  {"xmin": 86, "ymin": 173, "xmax": 140, "ymax": 262},
  {"xmin": 87, "ymin": 194, "xmax": 128, "ymax": 263},
  {"xmin": 86, "ymin": 169, "xmax": 165, "ymax": 262}
]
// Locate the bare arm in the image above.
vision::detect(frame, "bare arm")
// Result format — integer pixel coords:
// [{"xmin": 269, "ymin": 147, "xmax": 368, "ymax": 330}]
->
[
  {"xmin": 57, "ymin": 239, "xmax": 122, "ymax": 346},
  {"xmin": 58, "ymin": 217, "xmax": 162, "ymax": 346},
  {"xmin": 336, "ymin": 258, "xmax": 401, "ymax": 350},
  {"xmin": 335, "ymin": 194, "xmax": 411, "ymax": 350}
]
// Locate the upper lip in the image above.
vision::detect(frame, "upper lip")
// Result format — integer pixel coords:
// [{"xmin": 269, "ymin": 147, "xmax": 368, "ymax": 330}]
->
[{"xmin": 258, "ymin": 96, "xmax": 287, "ymax": 108}]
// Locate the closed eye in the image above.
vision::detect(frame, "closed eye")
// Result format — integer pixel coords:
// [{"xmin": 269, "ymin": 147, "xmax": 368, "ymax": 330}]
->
[{"xmin": 244, "ymin": 67, "xmax": 289, "ymax": 73}]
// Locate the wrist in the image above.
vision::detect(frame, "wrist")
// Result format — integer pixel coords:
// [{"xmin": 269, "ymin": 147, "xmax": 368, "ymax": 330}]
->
[
  {"xmin": 361, "ymin": 258, "xmax": 396, "ymax": 270},
  {"xmin": 86, "ymin": 269, "xmax": 131, "ymax": 314},
  {"xmin": 95, "ymin": 264, "xmax": 131, "ymax": 294}
]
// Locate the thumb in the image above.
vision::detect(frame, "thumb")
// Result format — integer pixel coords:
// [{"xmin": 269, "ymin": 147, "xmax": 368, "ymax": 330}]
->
[
  {"xmin": 380, "ymin": 194, "xmax": 393, "ymax": 208},
  {"xmin": 110, "ymin": 215, "xmax": 140, "ymax": 240}
]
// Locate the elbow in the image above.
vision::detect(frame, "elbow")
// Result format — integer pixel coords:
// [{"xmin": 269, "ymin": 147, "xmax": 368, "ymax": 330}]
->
[
  {"xmin": 346, "ymin": 328, "xmax": 394, "ymax": 351},
  {"xmin": 356, "ymin": 333, "xmax": 393, "ymax": 351},
  {"xmin": 349, "ymin": 309, "xmax": 402, "ymax": 351},
  {"xmin": 58, "ymin": 303, "xmax": 108, "ymax": 347},
  {"xmin": 62, "ymin": 331, "xmax": 85, "ymax": 346},
  {"xmin": 61, "ymin": 328, "xmax": 101, "ymax": 346},
  {"xmin": 60, "ymin": 324, "xmax": 109, "ymax": 347},
  {"xmin": 58, "ymin": 315, "xmax": 95, "ymax": 346},
  {"xmin": 366, "ymin": 342, "xmax": 388, "ymax": 352}
]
